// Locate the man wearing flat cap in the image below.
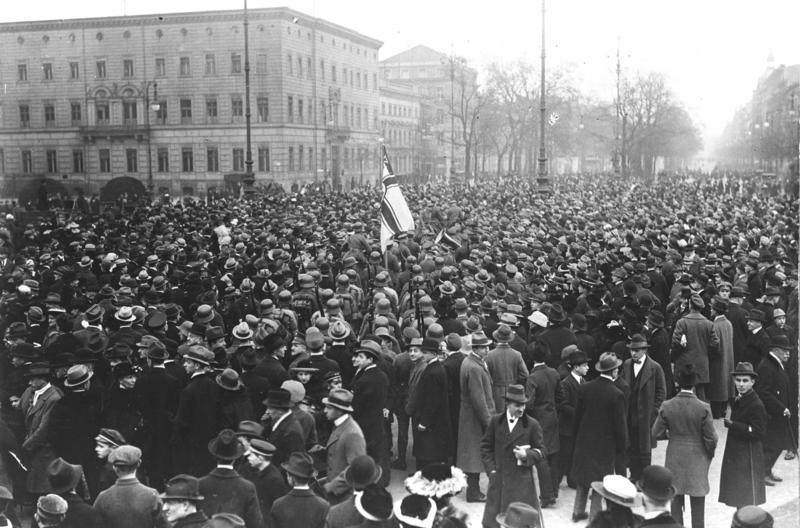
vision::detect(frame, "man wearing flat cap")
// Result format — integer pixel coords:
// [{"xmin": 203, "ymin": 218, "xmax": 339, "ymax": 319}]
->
[{"xmin": 671, "ymin": 294, "xmax": 719, "ymax": 402}]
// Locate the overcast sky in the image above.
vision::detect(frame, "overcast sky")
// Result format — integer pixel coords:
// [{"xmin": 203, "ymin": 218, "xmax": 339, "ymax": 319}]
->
[{"xmin": 4, "ymin": 0, "xmax": 799, "ymax": 151}]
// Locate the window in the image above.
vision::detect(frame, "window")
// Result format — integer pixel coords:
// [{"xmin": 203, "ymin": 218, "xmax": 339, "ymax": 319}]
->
[
  {"xmin": 321, "ymin": 147, "xmax": 327, "ymax": 170},
  {"xmin": 43, "ymin": 63, "xmax": 53, "ymax": 81},
  {"xmin": 44, "ymin": 104, "xmax": 56, "ymax": 127},
  {"xmin": 99, "ymin": 149, "xmax": 111, "ymax": 173},
  {"xmin": 96, "ymin": 61, "xmax": 106, "ymax": 79},
  {"xmin": 123, "ymin": 101, "xmax": 137, "ymax": 125},
  {"xmin": 297, "ymin": 56, "xmax": 303, "ymax": 77},
  {"xmin": 232, "ymin": 148, "xmax": 244, "ymax": 171},
  {"xmin": 257, "ymin": 97, "xmax": 268, "ymax": 122},
  {"xmin": 17, "ymin": 64, "xmax": 27, "ymax": 82},
  {"xmin": 179, "ymin": 57, "xmax": 191, "ymax": 76},
  {"xmin": 288, "ymin": 146, "xmax": 294, "ymax": 171},
  {"xmin": 123, "ymin": 59, "xmax": 134, "ymax": 78},
  {"xmin": 381, "ymin": 102, "xmax": 385, "ymax": 114},
  {"xmin": 298, "ymin": 99, "xmax": 304, "ymax": 123},
  {"xmin": 157, "ymin": 148, "xmax": 169, "ymax": 172},
  {"xmin": 320, "ymin": 60, "xmax": 325, "ymax": 81},
  {"xmin": 307, "ymin": 57, "xmax": 312, "ymax": 79},
  {"xmin": 308, "ymin": 147, "xmax": 313, "ymax": 171},
  {"xmin": 205, "ymin": 54, "xmax": 216, "ymax": 75},
  {"xmin": 22, "ymin": 150, "xmax": 32, "ymax": 173},
  {"xmin": 343, "ymin": 68, "xmax": 347, "ymax": 86},
  {"xmin": 231, "ymin": 53, "xmax": 242, "ymax": 74},
  {"xmin": 298, "ymin": 145, "xmax": 304, "ymax": 170},
  {"xmin": 181, "ymin": 148, "xmax": 193, "ymax": 172},
  {"xmin": 155, "ymin": 58, "xmax": 166, "ymax": 77},
  {"xmin": 287, "ymin": 96, "xmax": 293, "ymax": 123},
  {"xmin": 332, "ymin": 65, "xmax": 337, "ymax": 83},
  {"xmin": 19, "ymin": 105, "xmax": 30, "ymax": 128},
  {"xmin": 207, "ymin": 147, "xmax": 219, "ymax": 172},
  {"xmin": 258, "ymin": 147, "xmax": 270, "ymax": 172},
  {"xmin": 180, "ymin": 99, "xmax": 192, "ymax": 124},
  {"xmin": 156, "ymin": 101, "xmax": 167, "ymax": 124},
  {"xmin": 343, "ymin": 104, "xmax": 349, "ymax": 126},
  {"xmin": 69, "ymin": 62, "xmax": 80, "ymax": 80},
  {"xmin": 231, "ymin": 96, "xmax": 243, "ymax": 118},
  {"xmin": 126, "ymin": 149, "xmax": 138, "ymax": 172},
  {"xmin": 373, "ymin": 73, "xmax": 377, "ymax": 91},
  {"xmin": 357, "ymin": 72, "xmax": 361, "ymax": 89},
  {"xmin": 206, "ymin": 98, "xmax": 218, "ymax": 123},
  {"xmin": 356, "ymin": 108, "xmax": 361, "ymax": 129},
  {"xmin": 256, "ymin": 53, "xmax": 267, "ymax": 73},
  {"xmin": 287, "ymin": 54, "xmax": 293, "ymax": 75},
  {"xmin": 46, "ymin": 150, "xmax": 58, "ymax": 173}
]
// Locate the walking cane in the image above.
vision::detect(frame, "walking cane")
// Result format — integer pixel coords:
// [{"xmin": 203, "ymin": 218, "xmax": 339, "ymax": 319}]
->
[
  {"xmin": 530, "ymin": 462, "xmax": 546, "ymax": 528},
  {"xmin": 748, "ymin": 440, "xmax": 756, "ymax": 505},
  {"xmin": 786, "ymin": 414, "xmax": 798, "ymax": 452}
]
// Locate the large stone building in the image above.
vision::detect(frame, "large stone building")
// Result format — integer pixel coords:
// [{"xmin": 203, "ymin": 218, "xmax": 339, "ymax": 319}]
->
[
  {"xmin": 378, "ymin": 82, "xmax": 422, "ymax": 180},
  {"xmin": 0, "ymin": 7, "xmax": 382, "ymax": 199}
]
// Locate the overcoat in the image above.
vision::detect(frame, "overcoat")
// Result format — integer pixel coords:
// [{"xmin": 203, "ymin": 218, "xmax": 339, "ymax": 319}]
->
[
  {"xmin": 709, "ymin": 315, "xmax": 735, "ymax": 402},
  {"xmin": 174, "ymin": 372, "xmax": 220, "ymax": 476},
  {"xmin": 93, "ymin": 477, "xmax": 165, "ymax": 528},
  {"xmin": 480, "ymin": 412, "xmax": 544, "ymax": 528},
  {"xmin": 755, "ymin": 354, "xmax": 791, "ymax": 452},
  {"xmin": 134, "ymin": 366, "xmax": 180, "ymax": 483},
  {"xmin": 743, "ymin": 328, "xmax": 770, "ymax": 369},
  {"xmin": 620, "ymin": 356, "xmax": 665, "ymax": 453},
  {"xmin": 538, "ymin": 325, "xmax": 577, "ymax": 369},
  {"xmin": 270, "ymin": 487, "xmax": 329, "ymax": 528},
  {"xmin": 727, "ymin": 303, "xmax": 749, "ymax": 363},
  {"xmin": 486, "ymin": 344, "xmax": 529, "ymax": 412},
  {"xmin": 647, "ymin": 325, "xmax": 674, "ymax": 399},
  {"xmin": 407, "ymin": 358, "xmax": 452, "ymax": 461},
  {"xmin": 524, "ymin": 364, "xmax": 561, "ymax": 455},
  {"xmin": 351, "ymin": 365, "xmax": 388, "ymax": 464},
  {"xmin": 248, "ymin": 463, "xmax": 288, "ymax": 524},
  {"xmin": 198, "ymin": 467, "xmax": 264, "ymax": 528},
  {"xmin": 442, "ymin": 351, "xmax": 465, "ymax": 455},
  {"xmin": 672, "ymin": 312, "xmax": 719, "ymax": 384},
  {"xmin": 323, "ymin": 415, "xmax": 366, "ymax": 499},
  {"xmin": 19, "ymin": 383, "xmax": 62, "ymax": 493},
  {"xmin": 570, "ymin": 376, "xmax": 627, "ymax": 486},
  {"xmin": 651, "ymin": 391, "xmax": 717, "ymax": 496},
  {"xmin": 266, "ymin": 412, "xmax": 306, "ymax": 470},
  {"xmin": 325, "ymin": 495, "xmax": 361, "ymax": 528},
  {"xmin": 456, "ymin": 353, "xmax": 495, "ymax": 472},
  {"xmin": 59, "ymin": 492, "xmax": 105, "ymax": 528},
  {"xmin": 556, "ymin": 373, "xmax": 580, "ymax": 437},
  {"xmin": 718, "ymin": 389, "xmax": 767, "ymax": 507}
]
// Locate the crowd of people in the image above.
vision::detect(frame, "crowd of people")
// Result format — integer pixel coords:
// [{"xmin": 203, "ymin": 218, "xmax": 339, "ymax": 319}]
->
[{"xmin": 0, "ymin": 172, "xmax": 795, "ymax": 528}]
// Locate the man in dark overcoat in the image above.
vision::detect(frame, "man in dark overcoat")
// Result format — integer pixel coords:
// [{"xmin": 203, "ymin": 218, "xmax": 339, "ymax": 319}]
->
[
  {"xmin": 441, "ymin": 333, "xmax": 465, "ymax": 461},
  {"xmin": 480, "ymin": 385, "xmax": 545, "ymax": 528},
  {"xmin": 270, "ymin": 452, "xmax": 329, "ymax": 528},
  {"xmin": 755, "ymin": 335, "xmax": 792, "ymax": 484},
  {"xmin": 524, "ymin": 344, "xmax": 561, "ymax": 507},
  {"xmin": 743, "ymin": 309, "xmax": 770, "ymax": 367},
  {"xmin": 173, "ymin": 346, "xmax": 220, "ymax": 476},
  {"xmin": 719, "ymin": 362, "xmax": 767, "ymax": 508},
  {"xmin": 671, "ymin": 295, "xmax": 718, "ymax": 402},
  {"xmin": 350, "ymin": 342, "xmax": 389, "ymax": 485},
  {"xmin": 570, "ymin": 352, "xmax": 627, "ymax": 522},
  {"xmin": 619, "ymin": 334, "xmax": 666, "ymax": 482},
  {"xmin": 244, "ymin": 439, "xmax": 288, "ymax": 522},
  {"xmin": 263, "ymin": 388, "xmax": 306, "ymax": 472},
  {"xmin": 19, "ymin": 362, "xmax": 61, "ymax": 496},
  {"xmin": 555, "ymin": 349, "xmax": 588, "ymax": 490},
  {"xmin": 406, "ymin": 337, "xmax": 452, "ymax": 469},
  {"xmin": 46, "ymin": 457, "xmax": 104, "ymax": 528}
]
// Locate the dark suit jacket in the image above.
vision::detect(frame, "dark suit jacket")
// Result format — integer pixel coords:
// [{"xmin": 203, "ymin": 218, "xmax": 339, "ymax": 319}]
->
[
  {"xmin": 174, "ymin": 373, "xmax": 220, "ymax": 476},
  {"xmin": 407, "ymin": 358, "xmax": 451, "ymax": 461},
  {"xmin": 266, "ymin": 412, "xmax": 306, "ymax": 470},
  {"xmin": 620, "ymin": 356, "xmax": 665, "ymax": 453},
  {"xmin": 638, "ymin": 512, "xmax": 683, "ymax": 528},
  {"xmin": 199, "ymin": 467, "xmax": 264, "ymax": 528},
  {"xmin": 60, "ymin": 492, "xmax": 104, "ymax": 528},
  {"xmin": 442, "ymin": 352, "xmax": 466, "ymax": 448},
  {"xmin": 351, "ymin": 365, "xmax": 388, "ymax": 457},
  {"xmin": 270, "ymin": 487, "xmax": 329, "ymax": 528},
  {"xmin": 241, "ymin": 370, "xmax": 271, "ymax": 420},
  {"xmin": 756, "ymin": 354, "xmax": 791, "ymax": 450},
  {"xmin": 556, "ymin": 373, "xmax": 581, "ymax": 437},
  {"xmin": 134, "ymin": 366, "xmax": 180, "ymax": 469},
  {"xmin": 253, "ymin": 356, "xmax": 290, "ymax": 389},
  {"xmin": 744, "ymin": 328, "xmax": 771, "ymax": 368},
  {"xmin": 248, "ymin": 463, "xmax": 288, "ymax": 525}
]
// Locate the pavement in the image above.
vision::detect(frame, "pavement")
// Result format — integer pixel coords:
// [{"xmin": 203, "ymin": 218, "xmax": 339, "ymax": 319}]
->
[{"xmin": 387, "ymin": 418, "xmax": 799, "ymax": 527}]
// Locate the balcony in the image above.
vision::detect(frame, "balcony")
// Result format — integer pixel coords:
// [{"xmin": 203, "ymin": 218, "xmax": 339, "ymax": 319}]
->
[
  {"xmin": 326, "ymin": 123, "xmax": 351, "ymax": 142},
  {"xmin": 80, "ymin": 123, "xmax": 148, "ymax": 143}
]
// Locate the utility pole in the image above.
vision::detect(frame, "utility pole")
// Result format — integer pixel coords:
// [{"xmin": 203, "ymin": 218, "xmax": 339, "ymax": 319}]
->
[
  {"xmin": 536, "ymin": 0, "xmax": 549, "ymax": 190},
  {"xmin": 615, "ymin": 41, "xmax": 621, "ymax": 174},
  {"xmin": 243, "ymin": 0, "xmax": 254, "ymax": 181}
]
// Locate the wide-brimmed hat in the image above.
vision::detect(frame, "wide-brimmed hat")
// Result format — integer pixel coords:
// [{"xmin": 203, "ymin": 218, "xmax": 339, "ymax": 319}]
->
[
  {"xmin": 527, "ymin": 310, "xmax": 548, "ymax": 328},
  {"xmin": 11, "ymin": 342, "xmax": 39, "ymax": 361},
  {"xmin": 731, "ymin": 505, "xmax": 774, "ymax": 528},
  {"xmin": 63, "ymin": 364, "xmax": 93, "ymax": 388},
  {"xmin": 731, "ymin": 361, "xmax": 758, "ymax": 379},
  {"xmin": 208, "ymin": 429, "xmax": 245, "ymax": 461},
  {"xmin": 438, "ymin": 281, "xmax": 456, "ymax": 295},
  {"xmin": 355, "ymin": 483, "xmax": 394, "ymax": 522},
  {"xmin": 344, "ymin": 455, "xmax": 382, "ymax": 489},
  {"xmin": 404, "ymin": 463, "xmax": 467, "ymax": 499},
  {"xmin": 496, "ymin": 502, "xmax": 540, "ymax": 528},
  {"xmin": 646, "ymin": 310, "xmax": 665, "ymax": 328},
  {"xmin": 394, "ymin": 495, "xmax": 437, "ymax": 528},
  {"xmin": 356, "ymin": 340, "xmax": 382, "ymax": 360},
  {"xmin": 184, "ymin": 346, "xmax": 214, "ymax": 366},
  {"xmin": 636, "ymin": 465, "xmax": 676, "ymax": 502},
  {"xmin": 504, "ymin": 384, "xmax": 528, "ymax": 404},
  {"xmin": 493, "ymin": 324, "xmax": 515, "ymax": 343},
  {"xmin": 595, "ymin": 352, "xmax": 622, "ymax": 373},
  {"xmin": 322, "ymin": 388, "xmax": 354, "ymax": 413},
  {"xmin": 626, "ymin": 334, "xmax": 650, "ymax": 350},
  {"xmin": 769, "ymin": 334, "xmax": 792, "ymax": 351},
  {"xmin": 235, "ymin": 420, "xmax": 264, "ymax": 439},
  {"xmin": 471, "ymin": 331, "xmax": 492, "ymax": 348},
  {"xmin": 160, "ymin": 474, "xmax": 204, "ymax": 502},
  {"xmin": 114, "ymin": 306, "xmax": 136, "ymax": 323},
  {"xmin": 420, "ymin": 337, "xmax": 440, "ymax": 354},
  {"xmin": 216, "ymin": 368, "xmax": 244, "ymax": 391},
  {"xmin": 232, "ymin": 322, "xmax": 253, "ymax": 341},
  {"xmin": 548, "ymin": 304, "xmax": 567, "ymax": 323},
  {"xmin": 281, "ymin": 452, "xmax": 317, "ymax": 479},
  {"xmin": 46, "ymin": 458, "xmax": 83, "ymax": 494},
  {"xmin": 329, "ymin": 320, "xmax": 351, "ymax": 341},
  {"xmin": 746, "ymin": 309, "xmax": 765, "ymax": 323},
  {"xmin": 194, "ymin": 304, "xmax": 215, "ymax": 324},
  {"xmin": 264, "ymin": 388, "xmax": 292, "ymax": 409},
  {"xmin": 591, "ymin": 474, "xmax": 638, "ymax": 508}
]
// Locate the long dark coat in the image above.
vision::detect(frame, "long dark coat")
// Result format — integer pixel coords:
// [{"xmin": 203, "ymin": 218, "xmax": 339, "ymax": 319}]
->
[
  {"xmin": 442, "ymin": 351, "xmax": 465, "ymax": 457},
  {"xmin": 59, "ymin": 492, "xmax": 105, "ymax": 528},
  {"xmin": 266, "ymin": 412, "xmax": 306, "ymax": 470},
  {"xmin": 407, "ymin": 358, "xmax": 452, "ymax": 461},
  {"xmin": 743, "ymin": 328, "xmax": 770, "ymax": 369},
  {"xmin": 20, "ymin": 384, "xmax": 62, "ymax": 495},
  {"xmin": 48, "ymin": 390, "xmax": 103, "ymax": 495},
  {"xmin": 570, "ymin": 376, "xmax": 627, "ymax": 486},
  {"xmin": 718, "ymin": 389, "xmax": 767, "ymax": 507},
  {"xmin": 524, "ymin": 364, "xmax": 561, "ymax": 455},
  {"xmin": 727, "ymin": 303, "xmax": 749, "ymax": 364},
  {"xmin": 199, "ymin": 467, "xmax": 264, "ymax": 528},
  {"xmin": 755, "ymin": 354, "xmax": 791, "ymax": 452},
  {"xmin": 646, "ymin": 325, "xmax": 674, "ymax": 398},
  {"xmin": 135, "ymin": 366, "xmax": 180, "ymax": 486},
  {"xmin": 480, "ymin": 412, "xmax": 545, "ymax": 528},
  {"xmin": 248, "ymin": 463, "xmax": 288, "ymax": 523},
  {"xmin": 270, "ymin": 488, "xmax": 329, "ymax": 528},
  {"xmin": 174, "ymin": 372, "xmax": 220, "ymax": 476},
  {"xmin": 217, "ymin": 387, "xmax": 255, "ymax": 431},
  {"xmin": 620, "ymin": 357, "xmax": 665, "ymax": 454},
  {"xmin": 456, "ymin": 353, "xmax": 495, "ymax": 473},
  {"xmin": 672, "ymin": 312, "xmax": 719, "ymax": 384},
  {"xmin": 538, "ymin": 325, "xmax": 577, "ymax": 368},
  {"xmin": 351, "ymin": 365, "xmax": 388, "ymax": 464},
  {"xmin": 556, "ymin": 373, "xmax": 580, "ymax": 438}
]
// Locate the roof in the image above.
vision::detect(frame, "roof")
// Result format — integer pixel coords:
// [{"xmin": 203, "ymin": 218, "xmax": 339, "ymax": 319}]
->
[{"xmin": 381, "ymin": 45, "xmax": 447, "ymax": 65}]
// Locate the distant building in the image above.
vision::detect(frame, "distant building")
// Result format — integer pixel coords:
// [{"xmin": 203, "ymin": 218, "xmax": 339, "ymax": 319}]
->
[
  {"xmin": 0, "ymin": 7, "xmax": 382, "ymax": 198},
  {"xmin": 378, "ymin": 82, "xmax": 422, "ymax": 181}
]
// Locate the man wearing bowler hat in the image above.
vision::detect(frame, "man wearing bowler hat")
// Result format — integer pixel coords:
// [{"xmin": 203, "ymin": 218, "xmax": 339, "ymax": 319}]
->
[
  {"xmin": 755, "ymin": 335, "xmax": 792, "ymax": 485},
  {"xmin": 636, "ymin": 465, "xmax": 682, "ymax": 528},
  {"xmin": 556, "ymin": 348, "xmax": 588, "ymax": 490},
  {"xmin": 743, "ymin": 310, "xmax": 770, "ymax": 368},
  {"xmin": 672, "ymin": 294, "xmax": 719, "ymax": 402},
  {"xmin": 263, "ymin": 388, "xmax": 306, "ymax": 472},
  {"xmin": 321, "ymin": 388, "xmax": 366, "ymax": 501},
  {"xmin": 198, "ymin": 429, "xmax": 263, "ymax": 528},
  {"xmin": 270, "ymin": 452, "xmax": 330, "ymax": 528},
  {"xmin": 161, "ymin": 474, "xmax": 208, "ymax": 527},
  {"xmin": 481, "ymin": 385, "xmax": 545, "ymax": 528},
  {"xmin": 324, "ymin": 455, "xmax": 382, "ymax": 528},
  {"xmin": 570, "ymin": 352, "xmax": 627, "ymax": 522}
]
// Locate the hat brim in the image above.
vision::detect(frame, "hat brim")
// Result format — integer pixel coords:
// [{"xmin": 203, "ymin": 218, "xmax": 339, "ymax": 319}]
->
[
  {"xmin": 160, "ymin": 492, "xmax": 204, "ymax": 502},
  {"xmin": 63, "ymin": 370, "xmax": 94, "ymax": 388},
  {"xmin": 281, "ymin": 462, "xmax": 317, "ymax": 479},
  {"xmin": 731, "ymin": 370, "xmax": 758, "ymax": 379},
  {"xmin": 48, "ymin": 466, "xmax": 83, "ymax": 494},
  {"xmin": 591, "ymin": 481, "xmax": 638, "ymax": 508},
  {"xmin": 207, "ymin": 439, "xmax": 245, "ymax": 461},
  {"xmin": 636, "ymin": 480, "xmax": 676, "ymax": 502},
  {"xmin": 344, "ymin": 464, "xmax": 382, "ymax": 489},
  {"xmin": 595, "ymin": 358, "xmax": 623, "ymax": 372},
  {"xmin": 322, "ymin": 397, "xmax": 354, "ymax": 413},
  {"xmin": 114, "ymin": 314, "xmax": 136, "ymax": 323},
  {"xmin": 504, "ymin": 395, "xmax": 528, "ymax": 404}
]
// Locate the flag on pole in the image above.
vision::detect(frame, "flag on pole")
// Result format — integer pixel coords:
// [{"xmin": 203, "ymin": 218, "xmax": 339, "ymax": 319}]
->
[{"xmin": 380, "ymin": 146, "xmax": 415, "ymax": 251}]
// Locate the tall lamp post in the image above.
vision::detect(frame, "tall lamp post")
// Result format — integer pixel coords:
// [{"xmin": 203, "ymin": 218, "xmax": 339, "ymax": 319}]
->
[
  {"xmin": 243, "ymin": 0, "xmax": 254, "ymax": 180},
  {"xmin": 144, "ymin": 81, "xmax": 160, "ymax": 199},
  {"xmin": 536, "ymin": 0, "xmax": 549, "ymax": 190}
]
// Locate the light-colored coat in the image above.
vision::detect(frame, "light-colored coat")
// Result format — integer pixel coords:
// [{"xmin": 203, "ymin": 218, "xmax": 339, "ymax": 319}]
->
[
  {"xmin": 652, "ymin": 391, "xmax": 717, "ymax": 496},
  {"xmin": 323, "ymin": 415, "xmax": 366, "ymax": 499},
  {"xmin": 457, "ymin": 353, "xmax": 495, "ymax": 472},
  {"xmin": 672, "ymin": 312, "xmax": 719, "ymax": 383},
  {"xmin": 486, "ymin": 343, "xmax": 529, "ymax": 412},
  {"xmin": 20, "ymin": 383, "xmax": 62, "ymax": 493},
  {"xmin": 709, "ymin": 315, "xmax": 734, "ymax": 402}
]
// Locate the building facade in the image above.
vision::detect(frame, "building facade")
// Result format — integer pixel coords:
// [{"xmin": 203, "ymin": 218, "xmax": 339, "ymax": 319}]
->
[
  {"xmin": 0, "ymin": 7, "xmax": 382, "ymax": 199},
  {"xmin": 378, "ymin": 82, "xmax": 422, "ymax": 180}
]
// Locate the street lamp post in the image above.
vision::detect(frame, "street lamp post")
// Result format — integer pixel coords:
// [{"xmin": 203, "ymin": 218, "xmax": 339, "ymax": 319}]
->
[
  {"xmin": 536, "ymin": 0, "xmax": 549, "ymax": 189},
  {"xmin": 144, "ymin": 81, "xmax": 160, "ymax": 199}
]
